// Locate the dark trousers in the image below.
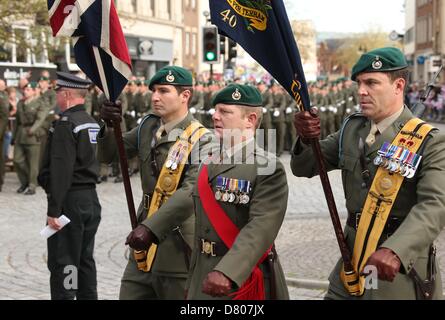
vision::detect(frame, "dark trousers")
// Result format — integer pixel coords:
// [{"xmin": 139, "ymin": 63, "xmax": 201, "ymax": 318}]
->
[{"xmin": 47, "ymin": 188, "xmax": 101, "ymax": 300}]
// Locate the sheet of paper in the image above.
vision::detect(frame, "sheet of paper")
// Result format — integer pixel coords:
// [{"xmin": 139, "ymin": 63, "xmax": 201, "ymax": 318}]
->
[{"xmin": 40, "ymin": 215, "xmax": 71, "ymax": 239}]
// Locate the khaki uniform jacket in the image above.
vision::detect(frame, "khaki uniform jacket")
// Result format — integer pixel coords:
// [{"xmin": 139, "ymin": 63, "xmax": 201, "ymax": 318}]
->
[
  {"xmin": 261, "ymin": 90, "xmax": 274, "ymax": 126},
  {"xmin": 98, "ymin": 112, "xmax": 215, "ymax": 276},
  {"xmin": 291, "ymin": 107, "xmax": 445, "ymax": 299},
  {"xmin": 13, "ymin": 98, "xmax": 49, "ymax": 145},
  {"xmin": 187, "ymin": 145, "xmax": 289, "ymax": 299}
]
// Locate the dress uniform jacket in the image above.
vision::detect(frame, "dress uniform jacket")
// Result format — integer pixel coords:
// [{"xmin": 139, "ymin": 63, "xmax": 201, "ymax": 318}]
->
[
  {"xmin": 98, "ymin": 112, "xmax": 215, "ymax": 276},
  {"xmin": 187, "ymin": 144, "xmax": 289, "ymax": 299},
  {"xmin": 291, "ymin": 107, "xmax": 445, "ymax": 299},
  {"xmin": 13, "ymin": 98, "xmax": 48, "ymax": 145}
]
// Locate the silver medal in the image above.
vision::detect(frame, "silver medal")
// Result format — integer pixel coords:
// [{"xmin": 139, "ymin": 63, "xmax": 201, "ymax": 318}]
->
[
  {"xmin": 215, "ymin": 190, "xmax": 222, "ymax": 201},
  {"xmin": 228, "ymin": 193, "xmax": 236, "ymax": 203},
  {"xmin": 222, "ymin": 192, "xmax": 229, "ymax": 202},
  {"xmin": 166, "ymin": 159, "xmax": 173, "ymax": 169},
  {"xmin": 373, "ymin": 155, "xmax": 382, "ymax": 166},
  {"xmin": 171, "ymin": 162, "xmax": 178, "ymax": 171}
]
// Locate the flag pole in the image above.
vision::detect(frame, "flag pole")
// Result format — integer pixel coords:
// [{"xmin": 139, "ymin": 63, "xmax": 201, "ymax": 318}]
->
[
  {"xmin": 92, "ymin": 47, "xmax": 138, "ymax": 230},
  {"xmin": 308, "ymin": 133, "xmax": 355, "ymax": 277},
  {"xmin": 112, "ymin": 122, "xmax": 138, "ymax": 230}
]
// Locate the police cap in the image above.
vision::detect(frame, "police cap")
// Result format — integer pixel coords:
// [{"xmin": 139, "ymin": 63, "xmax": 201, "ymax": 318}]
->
[{"xmin": 55, "ymin": 72, "xmax": 92, "ymax": 90}]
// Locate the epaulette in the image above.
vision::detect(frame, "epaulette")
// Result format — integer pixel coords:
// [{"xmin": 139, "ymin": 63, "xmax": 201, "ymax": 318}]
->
[{"xmin": 338, "ymin": 112, "xmax": 366, "ymax": 160}]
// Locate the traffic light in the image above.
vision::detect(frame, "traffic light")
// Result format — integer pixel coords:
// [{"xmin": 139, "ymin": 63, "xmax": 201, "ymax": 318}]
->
[
  {"xmin": 202, "ymin": 26, "xmax": 220, "ymax": 64},
  {"xmin": 228, "ymin": 38, "xmax": 237, "ymax": 61}
]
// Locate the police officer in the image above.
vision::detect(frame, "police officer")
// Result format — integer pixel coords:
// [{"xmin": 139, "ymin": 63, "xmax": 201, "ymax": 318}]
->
[
  {"xmin": 38, "ymin": 72, "xmax": 101, "ymax": 300},
  {"xmin": 292, "ymin": 47, "xmax": 445, "ymax": 300},
  {"xmin": 99, "ymin": 66, "xmax": 215, "ymax": 300},
  {"xmin": 186, "ymin": 84, "xmax": 289, "ymax": 300}
]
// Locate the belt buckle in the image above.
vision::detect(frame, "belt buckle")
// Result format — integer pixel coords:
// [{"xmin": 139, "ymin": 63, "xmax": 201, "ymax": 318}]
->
[
  {"xmin": 355, "ymin": 212, "xmax": 362, "ymax": 230},
  {"xmin": 143, "ymin": 194, "xmax": 150, "ymax": 210},
  {"xmin": 201, "ymin": 239, "xmax": 216, "ymax": 257}
]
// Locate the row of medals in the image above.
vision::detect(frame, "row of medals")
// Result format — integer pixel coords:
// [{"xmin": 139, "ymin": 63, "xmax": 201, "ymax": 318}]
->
[
  {"xmin": 373, "ymin": 141, "xmax": 422, "ymax": 178},
  {"xmin": 215, "ymin": 176, "xmax": 251, "ymax": 205},
  {"xmin": 165, "ymin": 144, "xmax": 186, "ymax": 171}
]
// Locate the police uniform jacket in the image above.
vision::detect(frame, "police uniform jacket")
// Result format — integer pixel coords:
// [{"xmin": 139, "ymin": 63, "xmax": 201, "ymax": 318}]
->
[
  {"xmin": 291, "ymin": 106, "xmax": 445, "ymax": 299},
  {"xmin": 39, "ymin": 105, "xmax": 100, "ymax": 218}
]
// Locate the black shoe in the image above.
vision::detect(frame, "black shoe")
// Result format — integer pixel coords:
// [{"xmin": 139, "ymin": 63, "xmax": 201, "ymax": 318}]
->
[
  {"xmin": 100, "ymin": 175, "xmax": 108, "ymax": 182},
  {"xmin": 24, "ymin": 188, "xmax": 36, "ymax": 195},
  {"xmin": 114, "ymin": 176, "xmax": 123, "ymax": 183},
  {"xmin": 16, "ymin": 185, "xmax": 28, "ymax": 193}
]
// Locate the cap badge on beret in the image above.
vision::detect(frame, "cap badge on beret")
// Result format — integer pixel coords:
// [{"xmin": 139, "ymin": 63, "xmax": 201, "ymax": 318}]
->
[
  {"xmin": 372, "ymin": 56, "xmax": 383, "ymax": 70},
  {"xmin": 232, "ymin": 88, "xmax": 242, "ymax": 101},
  {"xmin": 166, "ymin": 71, "xmax": 175, "ymax": 83}
]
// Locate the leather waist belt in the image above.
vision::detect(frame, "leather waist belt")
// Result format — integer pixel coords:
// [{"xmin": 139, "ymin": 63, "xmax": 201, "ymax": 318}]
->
[
  {"xmin": 199, "ymin": 238, "xmax": 228, "ymax": 257},
  {"xmin": 347, "ymin": 211, "xmax": 402, "ymax": 237}
]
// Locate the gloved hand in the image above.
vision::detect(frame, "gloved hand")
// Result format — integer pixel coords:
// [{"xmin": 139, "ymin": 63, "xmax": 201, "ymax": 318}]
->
[
  {"xmin": 294, "ymin": 107, "xmax": 321, "ymax": 142},
  {"xmin": 100, "ymin": 100, "xmax": 122, "ymax": 125},
  {"xmin": 125, "ymin": 224, "xmax": 154, "ymax": 251},
  {"xmin": 202, "ymin": 271, "xmax": 232, "ymax": 297},
  {"xmin": 362, "ymin": 248, "xmax": 401, "ymax": 282}
]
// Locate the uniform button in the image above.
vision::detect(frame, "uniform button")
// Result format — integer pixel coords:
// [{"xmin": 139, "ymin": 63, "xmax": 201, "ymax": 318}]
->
[{"xmin": 361, "ymin": 183, "xmax": 367, "ymax": 189}]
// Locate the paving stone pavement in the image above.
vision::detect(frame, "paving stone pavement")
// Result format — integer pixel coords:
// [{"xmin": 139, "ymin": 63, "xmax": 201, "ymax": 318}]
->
[{"xmin": 0, "ymin": 154, "xmax": 444, "ymax": 300}]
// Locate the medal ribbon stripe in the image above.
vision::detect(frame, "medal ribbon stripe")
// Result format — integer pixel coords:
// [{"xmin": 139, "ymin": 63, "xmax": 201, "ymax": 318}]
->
[{"xmin": 341, "ymin": 118, "xmax": 435, "ymax": 296}]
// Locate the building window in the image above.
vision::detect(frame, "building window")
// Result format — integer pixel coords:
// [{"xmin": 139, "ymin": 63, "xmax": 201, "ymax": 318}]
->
[
  {"xmin": 192, "ymin": 33, "xmax": 197, "ymax": 56},
  {"xmin": 404, "ymin": 27, "xmax": 414, "ymax": 44},
  {"xmin": 191, "ymin": 0, "xmax": 196, "ymax": 9},
  {"xmin": 131, "ymin": 0, "xmax": 137, "ymax": 13},
  {"xmin": 185, "ymin": 32, "xmax": 190, "ymax": 56}
]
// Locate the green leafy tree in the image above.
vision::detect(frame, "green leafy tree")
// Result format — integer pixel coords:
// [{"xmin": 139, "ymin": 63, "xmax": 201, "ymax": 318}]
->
[{"xmin": 0, "ymin": 0, "xmax": 66, "ymax": 62}]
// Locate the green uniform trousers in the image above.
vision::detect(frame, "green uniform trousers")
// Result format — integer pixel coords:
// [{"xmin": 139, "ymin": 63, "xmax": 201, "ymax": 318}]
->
[
  {"xmin": 13, "ymin": 143, "xmax": 40, "ymax": 189},
  {"xmin": 119, "ymin": 254, "xmax": 187, "ymax": 300}
]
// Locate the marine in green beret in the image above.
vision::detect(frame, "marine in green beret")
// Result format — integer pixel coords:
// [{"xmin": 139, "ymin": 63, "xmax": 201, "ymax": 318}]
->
[
  {"xmin": 98, "ymin": 65, "xmax": 216, "ymax": 300},
  {"xmin": 292, "ymin": 46, "xmax": 445, "ymax": 300},
  {"xmin": 149, "ymin": 66, "xmax": 193, "ymax": 90},
  {"xmin": 186, "ymin": 83, "xmax": 289, "ymax": 300}
]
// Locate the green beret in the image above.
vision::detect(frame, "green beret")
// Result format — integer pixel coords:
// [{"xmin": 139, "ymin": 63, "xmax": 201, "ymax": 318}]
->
[
  {"xmin": 351, "ymin": 47, "xmax": 408, "ymax": 81},
  {"xmin": 212, "ymin": 84, "xmax": 262, "ymax": 107},
  {"xmin": 26, "ymin": 82, "xmax": 38, "ymax": 89},
  {"xmin": 148, "ymin": 66, "xmax": 193, "ymax": 90}
]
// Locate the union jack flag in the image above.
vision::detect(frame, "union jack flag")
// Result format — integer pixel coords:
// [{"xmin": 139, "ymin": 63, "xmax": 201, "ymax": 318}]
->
[{"xmin": 48, "ymin": 0, "xmax": 132, "ymax": 102}]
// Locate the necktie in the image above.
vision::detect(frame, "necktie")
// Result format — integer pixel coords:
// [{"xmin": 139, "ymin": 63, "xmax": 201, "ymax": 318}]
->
[
  {"xmin": 155, "ymin": 124, "xmax": 166, "ymax": 141},
  {"xmin": 365, "ymin": 122, "xmax": 379, "ymax": 147}
]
